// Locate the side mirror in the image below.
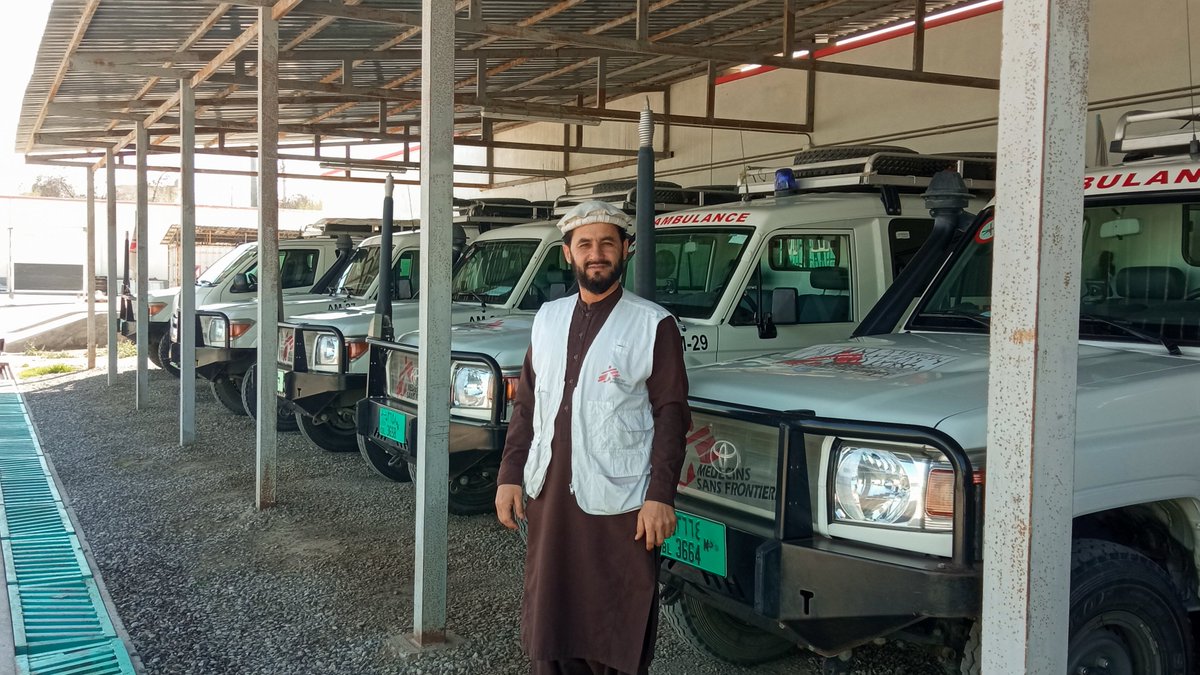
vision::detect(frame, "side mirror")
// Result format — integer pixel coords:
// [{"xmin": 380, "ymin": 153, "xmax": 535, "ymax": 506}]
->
[
  {"xmin": 230, "ymin": 272, "xmax": 253, "ymax": 293},
  {"xmin": 757, "ymin": 313, "xmax": 778, "ymax": 339}
]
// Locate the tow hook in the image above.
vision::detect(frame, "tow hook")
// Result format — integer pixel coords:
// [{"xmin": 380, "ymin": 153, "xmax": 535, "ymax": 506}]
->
[
  {"xmin": 658, "ymin": 579, "xmax": 683, "ymax": 605},
  {"xmin": 820, "ymin": 651, "xmax": 853, "ymax": 674}
]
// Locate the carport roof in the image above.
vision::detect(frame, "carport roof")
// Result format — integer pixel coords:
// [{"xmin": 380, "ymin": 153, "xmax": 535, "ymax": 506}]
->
[{"xmin": 16, "ymin": 0, "xmax": 997, "ymax": 184}]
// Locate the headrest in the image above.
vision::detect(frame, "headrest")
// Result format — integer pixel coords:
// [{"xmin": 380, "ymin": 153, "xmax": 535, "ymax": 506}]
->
[
  {"xmin": 1114, "ymin": 266, "xmax": 1185, "ymax": 300},
  {"xmin": 545, "ymin": 268, "xmax": 572, "ymax": 285},
  {"xmin": 810, "ymin": 266, "xmax": 849, "ymax": 291}
]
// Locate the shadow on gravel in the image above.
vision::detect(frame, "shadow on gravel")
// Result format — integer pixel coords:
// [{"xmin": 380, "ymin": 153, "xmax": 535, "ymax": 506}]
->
[{"xmin": 17, "ymin": 363, "xmax": 937, "ymax": 674}]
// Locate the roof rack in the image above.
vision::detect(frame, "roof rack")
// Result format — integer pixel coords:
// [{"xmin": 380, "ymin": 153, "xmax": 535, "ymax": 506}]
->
[
  {"xmin": 1109, "ymin": 107, "xmax": 1200, "ymax": 157},
  {"xmin": 456, "ymin": 198, "xmax": 555, "ymax": 222},
  {"xmin": 739, "ymin": 150, "xmax": 996, "ymax": 196},
  {"xmin": 552, "ymin": 185, "xmax": 741, "ymax": 215}
]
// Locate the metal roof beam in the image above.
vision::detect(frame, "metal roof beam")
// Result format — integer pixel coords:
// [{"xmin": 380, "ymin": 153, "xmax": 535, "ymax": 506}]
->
[
  {"xmin": 27, "ymin": 156, "xmax": 491, "ymax": 188},
  {"xmin": 94, "ymin": 0, "xmax": 305, "ymax": 167},
  {"xmin": 25, "ymin": 0, "xmax": 101, "ymax": 153},
  {"xmin": 75, "ymin": 47, "xmax": 622, "ymax": 62}
]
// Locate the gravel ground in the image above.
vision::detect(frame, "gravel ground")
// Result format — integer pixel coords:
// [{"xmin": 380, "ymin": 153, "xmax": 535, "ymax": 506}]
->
[{"xmin": 18, "ymin": 359, "xmax": 945, "ymax": 674}]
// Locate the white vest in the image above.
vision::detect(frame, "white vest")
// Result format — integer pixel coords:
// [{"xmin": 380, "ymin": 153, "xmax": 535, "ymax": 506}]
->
[{"xmin": 524, "ymin": 291, "xmax": 670, "ymax": 515}]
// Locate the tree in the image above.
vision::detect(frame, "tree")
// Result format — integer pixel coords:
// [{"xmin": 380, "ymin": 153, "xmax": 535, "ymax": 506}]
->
[
  {"xmin": 28, "ymin": 175, "xmax": 78, "ymax": 199},
  {"xmin": 280, "ymin": 193, "xmax": 322, "ymax": 210},
  {"xmin": 149, "ymin": 173, "xmax": 178, "ymax": 203}
]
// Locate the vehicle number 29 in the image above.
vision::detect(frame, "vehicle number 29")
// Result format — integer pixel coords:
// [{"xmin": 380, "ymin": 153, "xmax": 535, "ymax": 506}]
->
[{"xmin": 682, "ymin": 334, "xmax": 709, "ymax": 352}]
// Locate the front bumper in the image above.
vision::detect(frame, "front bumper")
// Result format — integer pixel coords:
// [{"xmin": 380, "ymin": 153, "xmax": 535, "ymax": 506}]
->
[
  {"xmin": 194, "ymin": 346, "xmax": 254, "ymax": 381},
  {"xmin": 660, "ymin": 403, "xmax": 981, "ymax": 656},
  {"xmin": 356, "ymin": 396, "xmax": 506, "ymax": 469},
  {"xmin": 278, "ymin": 369, "xmax": 366, "ymax": 417}
]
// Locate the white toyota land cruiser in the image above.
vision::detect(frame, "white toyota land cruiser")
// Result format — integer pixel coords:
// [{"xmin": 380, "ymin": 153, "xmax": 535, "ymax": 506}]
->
[{"xmin": 658, "ymin": 108, "xmax": 1200, "ymax": 674}]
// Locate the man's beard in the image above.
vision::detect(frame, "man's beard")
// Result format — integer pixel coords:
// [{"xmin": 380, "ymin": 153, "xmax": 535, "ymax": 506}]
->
[{"xmin": 572, "ymin": 255, "xmax": 625, "ymax": 295}]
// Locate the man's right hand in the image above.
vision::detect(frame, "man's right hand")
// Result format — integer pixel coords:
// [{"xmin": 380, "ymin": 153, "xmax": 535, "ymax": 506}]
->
[{"xmin": 495, "ymin": 484, "xmax": 525, "ymax": 530}]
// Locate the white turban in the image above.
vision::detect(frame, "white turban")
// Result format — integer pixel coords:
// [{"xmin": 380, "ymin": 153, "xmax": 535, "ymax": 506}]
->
[{"xmin": 556, "ymin": 200, "xmax": 634, "ymax": 236}]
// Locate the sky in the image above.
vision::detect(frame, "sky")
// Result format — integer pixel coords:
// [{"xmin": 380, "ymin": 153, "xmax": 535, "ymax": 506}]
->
[{"xmin": 0, "ymin": 1, "xmax": 481, "ymax": 219}]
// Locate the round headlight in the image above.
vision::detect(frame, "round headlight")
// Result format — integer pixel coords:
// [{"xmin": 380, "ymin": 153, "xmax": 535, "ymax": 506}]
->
[
  {"xmin": 315, "ymin": 334, "xmax": 340, "ymax": 365},
  {"xmin": 833, "ymin": 447, "xmax": 914, "ymax": 525},
  {"xmin": 452, "ymin": 366, "xmax": 492, "ymax": 408}
]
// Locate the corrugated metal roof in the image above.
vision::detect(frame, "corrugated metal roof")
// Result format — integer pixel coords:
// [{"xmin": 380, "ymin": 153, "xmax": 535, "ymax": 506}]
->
[{"xmin": 16, "ymin": 0, "xmax": 981, "ymax": 156}]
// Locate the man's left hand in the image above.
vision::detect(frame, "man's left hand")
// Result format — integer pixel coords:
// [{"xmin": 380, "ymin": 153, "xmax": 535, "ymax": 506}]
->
[{"xmin": 635, "ymin": 500, "xmax": 676, "ymax": 551}]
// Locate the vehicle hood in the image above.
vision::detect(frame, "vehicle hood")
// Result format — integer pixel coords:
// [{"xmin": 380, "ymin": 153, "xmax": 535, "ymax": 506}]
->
[
  {"xmin": 396, "ymin": 314, "xmax": 536, "ymax": 369},
  {"xmin": 285, "ymin": 301, "xmax": 492, "ymax": 339},
  {"xmin": 689, "ymin": 332, "xmax": 1200, "ymax": 433},
  {"xmin": 198, "ymin": 294, "xmax": 362, "ymax": 321},
  {"xmin": 147, "ymin": 286, "xmax": 180, "ymax": 302}
]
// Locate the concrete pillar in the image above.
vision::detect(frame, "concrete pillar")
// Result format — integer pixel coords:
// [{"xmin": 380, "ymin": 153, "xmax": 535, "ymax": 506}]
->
[
  {"xmin": 106, "ymin": 150, "xmax": 117, "ymax": 385},
  {"xmin": 411, "ymin": 0, "xmax": 454, "ymax": 648},
  {"xmin": 86, "ymin": 169, "xmax": 96, "ymax": 370},
  {"xmin": 255, "ymin": 6, "xmax": 280, "ymax": 509},
  {"xmin": 179, "ymin": 80, "xmax": 197, "ymax": 447},
  {"xmin": 981, "ymin": 1, "xmax": 1090, "ymax": 672},
  {"xmin": 135, "ymin": 122, "xmax": 150, "ymax": 407}
]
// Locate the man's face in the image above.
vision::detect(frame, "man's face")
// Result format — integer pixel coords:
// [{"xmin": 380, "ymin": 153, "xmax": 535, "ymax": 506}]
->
[{"xmin": 563, "ymin": 221, "xmax": 629, "ymax": 295}]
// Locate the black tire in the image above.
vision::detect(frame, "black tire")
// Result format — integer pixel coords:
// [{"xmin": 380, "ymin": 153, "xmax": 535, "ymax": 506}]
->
[
  {"xmin": 403, "ymin": 458, "xmax": 500, "ymax": 515},
  {"xmin": 158, "ymin": 332, "xmax": 179, "ymax": 378},
  {"xmin": 147, "ymin": 338, "xmax": 164, "ymax": 369},
  {"xmin": 662, "ymin": 593, "xmax": 795, "ymax": 665},
  {"xmin": 210, "ymin": 373, "xmax": 248, "ymax": 416},
  {"xmin": 958, "ymin": 621, "xmax": 980, "ymax": 675},
  {"xmin": 241, "ymin": 364, "xmax": 298, "ymax": 432},
  {"xmin": 447, "ymin": 457, "xmax": 501, "ymax": 516},
  {"xmin": 295, "ymin": 408, "xmax": 358, "ymax": 452},
  {"xmin": 357, "ymin": 433, "xmax": 412, "ymax": 482},
  {"xmin": 1065, "ymin": 539, "xmax": 1192, "ymax": 675}
]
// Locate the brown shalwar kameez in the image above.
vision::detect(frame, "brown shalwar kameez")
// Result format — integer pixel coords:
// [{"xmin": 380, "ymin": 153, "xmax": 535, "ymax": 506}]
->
[{"xmin": 498, "ymin": 288, "xmax": 690, "ymax": 675}]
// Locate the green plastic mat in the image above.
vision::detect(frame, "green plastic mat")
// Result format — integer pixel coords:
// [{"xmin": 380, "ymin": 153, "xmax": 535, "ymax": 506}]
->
[{"xmin": 0, "ymin": 389, "xmax": 136, "ymax": 675}]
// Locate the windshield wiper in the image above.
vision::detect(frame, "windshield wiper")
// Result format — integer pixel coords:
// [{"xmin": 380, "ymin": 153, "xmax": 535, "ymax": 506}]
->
[
  {"xmin": 1078, "ymin": 312, "xmax": 1181, "ymax": 356},
  {"xmin": 454, "ymin": 291, "xmax": 487, "ymax": 307},
  {"xmin": 922, "ymin": 310, "xmax": 991, "ymax": 329}
]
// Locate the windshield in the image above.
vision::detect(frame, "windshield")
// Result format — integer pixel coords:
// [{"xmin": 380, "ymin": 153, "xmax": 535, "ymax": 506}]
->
[
  {"xmin": 197, "ymin": 242, "xmax": 255, "ymax": 286},
  {"xmin": 334, "ymin": 246, "xmax": 382, "ymax": 297},
  {"xmin": 451, "ymin": 239, "xmax": 540, "ymax": 304},
  {"xmin": 910, "ymin": 199, "xmax": 1200, "ymax": 346},
  {"xmin": 623, "ymin": 227, "xmax": 754, "ymax": 318}
]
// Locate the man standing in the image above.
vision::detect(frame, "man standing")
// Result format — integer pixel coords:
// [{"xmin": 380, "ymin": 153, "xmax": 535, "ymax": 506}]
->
[{"xmin": 495, "ymin": 200, "xmax": 690, "ymax": 675}]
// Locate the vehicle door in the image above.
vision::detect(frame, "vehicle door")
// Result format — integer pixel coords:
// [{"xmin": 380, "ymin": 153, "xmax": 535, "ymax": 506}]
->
[
  {"xmin": 717, "ymin": 228, "xmax": 858, "ymax": 361},
  {"xmin": 221, "ymin": 245, "xmax": 322, "ymax": 303}
]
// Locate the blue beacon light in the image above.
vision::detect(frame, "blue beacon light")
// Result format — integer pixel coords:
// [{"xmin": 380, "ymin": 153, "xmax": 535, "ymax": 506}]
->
[{"xmin": 774, "ymin": 168, "xmax": 799, "ymax": 195}]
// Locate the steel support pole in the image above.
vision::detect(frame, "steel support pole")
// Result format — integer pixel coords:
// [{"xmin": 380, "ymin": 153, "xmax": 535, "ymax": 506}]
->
[
  {"xmin": 982, "ymin": 1, "xmax": 1089, "ymax": 672},
  {"xmin": 179, "ymin": 80, "xmax": 197, "ymax": 447},
  {"xmin": 411, "ymin": 0, "xmax": 454, "ymax": 648},
  {"xmin": 86, "ymin": 170, "xmax": 96, "ymax": 370},
  {"xmin": 135, "ymin": 122, "xmax": 150, "ymax": 407},
  {"xmin": 255, "ymin": 6, "xmax": 280, "ymax": 510},
  {"xmin": 105, "ymin": 150, "xmax": 117, "ymax": 385}
]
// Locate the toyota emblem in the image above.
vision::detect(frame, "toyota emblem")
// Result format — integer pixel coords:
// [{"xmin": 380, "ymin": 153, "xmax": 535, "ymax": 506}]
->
[{"xmin": 711, "ymin": 439, "xmax": 741, "ymax": 478}]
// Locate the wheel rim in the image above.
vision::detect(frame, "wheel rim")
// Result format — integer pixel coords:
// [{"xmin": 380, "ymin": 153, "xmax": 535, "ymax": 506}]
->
[
  {"xmin": 1068, "ymin": 611, "xmax": 1150, "ymax": 675},
  {"xmin": 316, "ymin": 409, "xmax": 356, "ymax": 436},
  {"xmin": 448, "ymin": 461, "xmax": 499, "ymax": 505}
]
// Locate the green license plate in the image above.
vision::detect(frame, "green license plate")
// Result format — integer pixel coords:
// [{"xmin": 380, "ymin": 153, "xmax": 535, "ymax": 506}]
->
[
  {"xmin": 662, "ymin": 510, "xmax": 726, "ymax": 577},
  {"xmin": 377, "ymin": 407, "xmax": 408, "ymax": 445},
  {"xmin": 276, "ymin": 371, "xmax": 285, "ymax": 393}
]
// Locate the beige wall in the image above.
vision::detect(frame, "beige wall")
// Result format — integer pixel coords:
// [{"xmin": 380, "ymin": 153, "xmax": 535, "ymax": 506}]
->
[{"xmin": 477, "ymin": 1, "xmax": 1200, "ymax": 200}]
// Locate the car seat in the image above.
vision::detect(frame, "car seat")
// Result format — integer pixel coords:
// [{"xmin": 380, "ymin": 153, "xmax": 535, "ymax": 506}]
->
[{"xmin": 798, "ymin": 267, "xmax": 850, "ymax": 323}]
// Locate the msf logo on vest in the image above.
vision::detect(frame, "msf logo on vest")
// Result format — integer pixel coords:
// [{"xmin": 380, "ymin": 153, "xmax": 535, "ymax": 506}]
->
[{"xmin": 596, "ymin": 365, "xmax": 626, "ymax": 386}]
